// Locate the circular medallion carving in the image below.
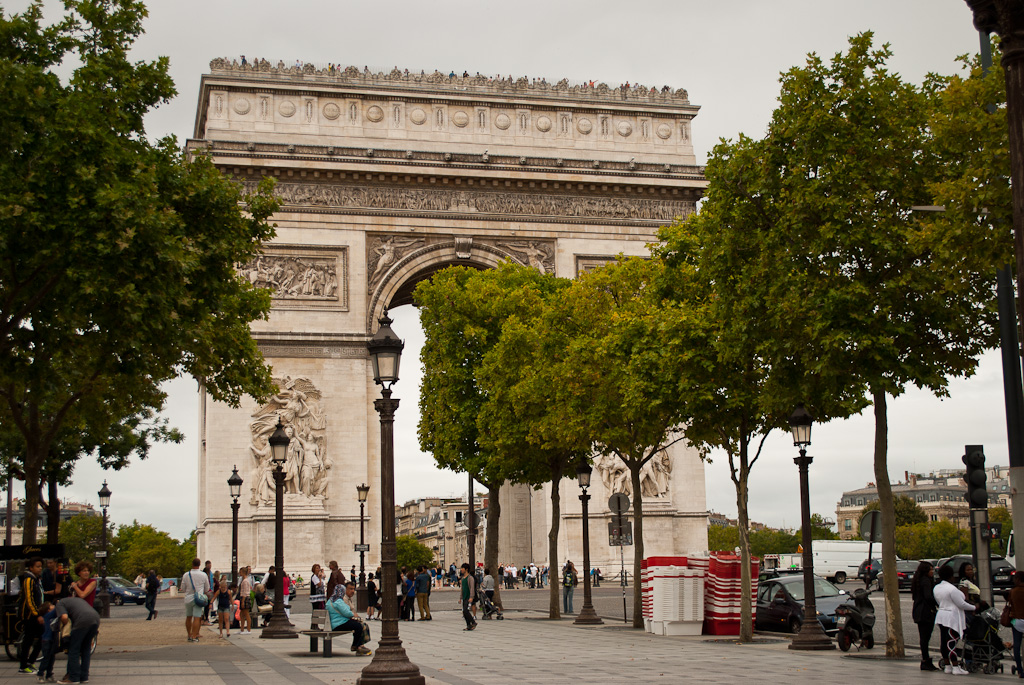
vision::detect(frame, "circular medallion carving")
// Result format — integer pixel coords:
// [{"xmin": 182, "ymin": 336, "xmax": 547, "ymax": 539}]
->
[
  {"xmin": 576, "ymin": 118, "xmax": 593, "ymax": 135},
  {"xmin": 278, "ymin": 100, "xmax": 296, "ymax": 117},
  {"xmin": 410, "ymin": 108, "xmax": 427, "ymax": 125},
  {"xmin": 617, "ymin": 121, "xmax": 633, "ymax": 137},
  {"xmin": 536, "ymin": 116, "xmax": 552, "ymax": 132},
  {"xmin": 366, "ymin": 105, "xmax": 384, "ymax": 122},
  {"xmin": 322, "ymin": 103, "xmax": 341, "ymax": 120},
  {"xmin": 495, "ymin": 113, "xmax": 511, "ymax": 130},
  {"xmin": 656, "ymin": 123, "xmax": 672, "ymax": 139},
  {"xmin": 452, "ymin": 111, "xmax": 469, "ymax": 128},
  {"xmin": 233, "ymin": 98, "xmax": 251, "ymax": 115}
]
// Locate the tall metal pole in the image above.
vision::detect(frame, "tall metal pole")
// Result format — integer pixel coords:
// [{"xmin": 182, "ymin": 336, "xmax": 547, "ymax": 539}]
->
[
  {"xmin": 467, "ymin": 473, "xmax": 476, "ymax": 573},
  {"xmin": 98, "ymin": 506, "xmax": 110, "ymax": 618},
  {"xmin": 357, "ymin": 499, "xmax": 368, "ymax": 612},
  {"xmin": 261, "ymin": 463, "xmax": 296, "ymax": 639},
  {"xmin": 574, "ymin": 486, "xmax": 603, "ymax": 625},
  {"xmin": 230, "ymin": 496, "xmax": 240, "ymax": 584},
  {"xmin": 790, "ymin": 449, "xmax": 834, "ymax": 650},
  {"xmin": 358, "ymin": 388, "xmax": 424, "ymax": 685},
  {"xmin": 5, "ymin": 473, "xmax": 11, "ymax": 546}
]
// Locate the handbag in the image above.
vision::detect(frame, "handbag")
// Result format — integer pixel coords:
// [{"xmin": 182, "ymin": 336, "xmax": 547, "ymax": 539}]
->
[
  {"xmin": 188, "ymin": 571, "xmax": 209, "ymax": 607},
  {"xmin": 361, "ymin": 622, "xmax": 371, "ymax": 644},
  {"xmin": 1001, "ymin": 601, "xmax": 1013, "ymax": 628}
]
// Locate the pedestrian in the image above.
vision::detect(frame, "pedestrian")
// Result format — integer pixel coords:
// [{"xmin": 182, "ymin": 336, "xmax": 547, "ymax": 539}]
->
[
  {"xmin": 459, "ymin": 563, "xmax": 477, "ymax": 631},
  {"xmin": 282, "ymin": 570, "xmax": 293, "ymax": 623},
  {"xmin": 18, "ymin": 557, "xmax": 45, "ymax": 675},
  {"xmin": 1009, "ymin": 571, "xmax": 1024, "ymax": 676},
  {"xmin": 958, "ymin": 562, "xmax": 981, "ymax": 604},
  {"xmin": 350, "ymin": 565, "xmax": 357, "ymax": 585},
  {"xmin": 42, "ymin": 559, "xmax": 63, "ymax": 605},
  {"xmin": 562, "ymin": 561, "xmax": 578, "ymax": 615},
  {"xmin": 37, "ymin": 601, "xmax": 57, "ymax": 683},
  {"xmin": 934, "ymin": 563, "xmax": 975, "ymax": 675},
  {"xmin": 402, "ymin": 570, "xmax": 416, "ymax": 621},
  {"xmin": 366, "ymin": 572, "xmax": 379, "ymax": 621},
  {"xmin": 326, "ymin": 582, "xmax": 372, "ymax": 655},
  {"xmin": 216, "ymin": 579, "xmax": 233, "ymax": 637},
  {"xmin": 310, "ymin": 563, "xmax": 326, "ymax": 611},
  {"xmin": 481, "ymin": 568, "xmax": 494, "ymax": 604},
  {"xmin": 415, "ymin": 566, "xmax": 432, "ymax": 620},
  {"xmin": 54, "ymin": 595, "xmax": 100, "ymax": 685},
  {"xmin": 182, "ymin": 557, "xmax": 211, "ymax": 643},
  {"xmin": 145, "ymin": 568, "xmax": 160, "ymax": 620},
  {"xmin": 911, "ymin": 561, "xmax": 938, "ymax": 671},
  {"xmin": 238, "ymin": 566, "xmax": 252, "ymax": 633},
  {"xmin": 326, "ymin": 560, "xmax": 344, "ymax": 599},
  {"xmin": 202, "ymin": 561, "xmax": 213, "ymax": 624},
  {"xmin": 69, "ymin": 562, "xmax": 96, "ymax": 607}
]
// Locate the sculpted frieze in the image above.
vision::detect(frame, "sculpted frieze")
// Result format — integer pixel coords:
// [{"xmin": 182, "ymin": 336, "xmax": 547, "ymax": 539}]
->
[
  {"xmin": 240, "ymin": 181, "xmax": 693, "ymax": 223},
  {"xmin": 242, "ymin": 254, "xmax": 339, "ymax": 300},
  {"xmin": 595, "ymin": 450, "xmax": 672, "ymax": 499}
]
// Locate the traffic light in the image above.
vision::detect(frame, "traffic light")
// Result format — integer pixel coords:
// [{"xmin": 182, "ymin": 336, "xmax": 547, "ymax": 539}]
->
[{"xmin": 963, "ymin": 444, "xmax": 987, "ymax": 509}]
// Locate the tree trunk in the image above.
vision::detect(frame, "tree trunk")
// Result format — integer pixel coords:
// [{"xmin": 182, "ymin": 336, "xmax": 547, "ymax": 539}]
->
[
  {"xmin": 21, "ymin": 457, "xmax": 42, "ymax": 544},
  {"xmin": 630, "ymin": 464, "xmax": 644, "ymax": 629},
  {"xmin": 485, "ymin": 483, "xmax": 501, "ymax": 609},
  {"xmin": 44, "ymin": 470, "xmax": 60, "ymax": 544},
  {"xmin": 735, "ymin": 442, "xmax": 753, "ymax": 642},
  {"xmin": 548, "ymin": 474, "xmax": 561, "ymax": 619},
  {"xmin": 873, "ymin": 388, "xmax": 905, "ymax": 658}
]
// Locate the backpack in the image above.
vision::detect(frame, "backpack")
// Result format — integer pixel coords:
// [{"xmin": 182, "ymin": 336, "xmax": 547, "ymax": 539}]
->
[
  {"xmin": 146, "ymin": 576, "xmax": 160, "ymax": 594},
  {"xmin": 563, "ymin": 570, "xmax": 574, "ymax": 587}
]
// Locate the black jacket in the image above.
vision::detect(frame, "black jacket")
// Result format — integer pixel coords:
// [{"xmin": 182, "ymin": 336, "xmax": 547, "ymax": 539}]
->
[{"xmin": 912, "ymin": 575, "xmax": 938, "ymax": 624}]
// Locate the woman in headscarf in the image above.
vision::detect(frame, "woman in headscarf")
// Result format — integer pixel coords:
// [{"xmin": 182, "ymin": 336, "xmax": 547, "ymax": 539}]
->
[
  {"xmin": 911, "ymin": 561, "xmax": 938, "ymax": 671},
  {"xmin": 326, "ymin": 582, "xmax": 371, "ymax": 655}
]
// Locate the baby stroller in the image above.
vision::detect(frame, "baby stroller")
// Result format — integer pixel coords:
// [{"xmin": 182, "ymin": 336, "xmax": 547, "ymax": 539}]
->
[
  {"xmin": 963, "ymin": 606, "xmax": 1006, "ymax": 674},
  {"xmin": 478, "ymin": 586, "xmax": 503, "ymax": 620}
]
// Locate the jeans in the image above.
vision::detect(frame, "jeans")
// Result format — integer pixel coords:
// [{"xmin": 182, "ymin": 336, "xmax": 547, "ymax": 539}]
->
[
  {"xmin": 563, "ymin": 586, "xmax": 574, "ymax": 614},
  {"xmin": 66, "ymin": 623, "xmax": 99, "ymax": 683},
  {"xmin": 917, "ymin": 615, "xmax": 935, "ymax": 662},
  {"xmin": 145, "ymin": 591, "xmax": 157, "ymax": 618},
  {"xmin": 38, "ymin": 638, "xmax": 56, "ymax": 679},
  {"xmin": 462, "ymin": 598, "xmax": 476, "ymax": 628},
  {"xmin": 1014, "ymin": 623, "xmax": 1023, "ymax": 675},
  {"xmin": 18, "ymin": 615, "xmax": 42, "ymax": 669}
]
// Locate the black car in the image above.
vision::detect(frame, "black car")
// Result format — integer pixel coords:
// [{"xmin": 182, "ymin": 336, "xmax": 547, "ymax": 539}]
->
[
  {"xmin": 937, "ymin": 554, "xmax": 1016, "ymax": 590},
  {"xmin": 876, "ymin": 560, "xmax": 920, "ymax": 592},
  {"xmin": 857, "ymin": 559, "xmax": 882, "ymax": 583},
  {"xmin": 755, "ymin": 575, "xmax": 850, "ymax": 635}
]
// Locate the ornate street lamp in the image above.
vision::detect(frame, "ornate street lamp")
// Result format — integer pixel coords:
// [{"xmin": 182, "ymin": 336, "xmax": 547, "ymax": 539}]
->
[
  {"xmin": 358, "ymin": 310, "xmax": 424, "ymax": 685},
  {"xmin": 97, "ymin": 481, "xmax": 112, "ymax": 618},
  {"xmin": 228, "ymin": 466, "xmax": 243, "ymax": 583},
  {"xmin": 357, "ymin": 482, "xmax": 370, "ymax": 612},
  {"xmin": 787, "ymin": 404, "xmax": 834, "ymax": 651},
  {"xmin": 574, "ymin": 461, "xmax": 603, "ymax": 625},
  {"xmin": 261, "ymin": 419, "xmax": 297, "ymax": 639}
]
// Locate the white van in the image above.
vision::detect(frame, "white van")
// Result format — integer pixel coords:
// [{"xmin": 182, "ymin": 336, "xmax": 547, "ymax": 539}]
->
[{"xmin": 806, "ymin": 540, "xmax": 876, "ymax": 584}]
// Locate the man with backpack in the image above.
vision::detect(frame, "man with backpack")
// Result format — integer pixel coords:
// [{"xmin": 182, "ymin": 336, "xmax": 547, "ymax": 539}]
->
[
  {"xmin": 562, "ymin": 561, "xmax": 578, "ymax": 615},
  {"xmin": 145, "ymin": 569, "xmax": 160, "ymax": 620}
]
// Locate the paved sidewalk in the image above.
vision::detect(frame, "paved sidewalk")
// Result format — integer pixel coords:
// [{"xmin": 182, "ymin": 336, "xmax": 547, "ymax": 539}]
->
[{"xmin": 0, "ymin": 609, "xmax": 996, "ymax": 684}]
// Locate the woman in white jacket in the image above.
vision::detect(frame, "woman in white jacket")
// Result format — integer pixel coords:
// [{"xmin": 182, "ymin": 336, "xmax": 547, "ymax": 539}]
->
[{"xmin": 933, "ymin": 564, "xmax": 977, "ymax": 675}]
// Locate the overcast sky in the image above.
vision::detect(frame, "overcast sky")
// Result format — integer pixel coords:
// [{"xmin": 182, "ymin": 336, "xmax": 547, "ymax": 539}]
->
[{"xmin": 10, "ymin": 0, "xmax": 1003, "ymax": 540}]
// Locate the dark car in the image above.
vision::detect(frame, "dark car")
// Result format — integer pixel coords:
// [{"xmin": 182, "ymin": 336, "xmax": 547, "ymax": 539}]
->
[
  {"xmin": 937, "ymin": 554, "xmax": 1016, "ymax": 590},
  {"xmin": 857, "ymin": 559, "xmax": 882, "ymax": 584},
  {"xmin": 104, "ymin": 576, "xmax": 146, "ymax": 605},
  {"xmin": 876, "ymin": 560, "xmax": 920, "ymax": 592},
  {"xmin": 755, "ymin": 575, "xmax": 849, "ymax": 635}
]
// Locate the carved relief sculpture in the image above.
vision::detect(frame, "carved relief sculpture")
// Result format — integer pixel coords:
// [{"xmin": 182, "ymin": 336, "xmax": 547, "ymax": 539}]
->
[
  {"xmin": 498, "ymin": 241, "xmax": 554, "ymax": 274},
  {"xmin": 595, "ymin": 450, "xmax": 672, "ymax": 499},
  {"xmin": 248, "ymin": 376, "xmax": 330, "ymax": 506},
  {"xmin": 368, "ymin": 235, "xmax": 424, "ymax": 286},
  {"xmin": 242, "ymin": 255, "xmax": 339, "ymax": 301}
]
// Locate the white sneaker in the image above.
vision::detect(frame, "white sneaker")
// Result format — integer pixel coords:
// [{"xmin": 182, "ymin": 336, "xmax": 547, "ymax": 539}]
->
[{"xmin": 944, "ymin": 665, "xmax": 953, "ymax": 674}]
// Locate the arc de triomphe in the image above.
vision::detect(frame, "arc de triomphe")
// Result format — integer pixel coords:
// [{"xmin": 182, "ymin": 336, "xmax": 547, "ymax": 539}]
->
[{"xmin": 190, "ymin": 60, "xmax": 709, "ymax": 575}]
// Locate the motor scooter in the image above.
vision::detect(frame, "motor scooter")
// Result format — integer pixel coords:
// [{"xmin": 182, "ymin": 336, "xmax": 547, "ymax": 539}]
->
[{"xmin": 834, "ymin": 587, "xmax": 875, "ymax": 651}]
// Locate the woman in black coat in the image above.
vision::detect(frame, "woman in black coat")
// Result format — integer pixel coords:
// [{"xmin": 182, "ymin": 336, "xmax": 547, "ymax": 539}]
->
[{"xmin": 911, "ymin": 561, "xmax": 939, "ymax": 671}]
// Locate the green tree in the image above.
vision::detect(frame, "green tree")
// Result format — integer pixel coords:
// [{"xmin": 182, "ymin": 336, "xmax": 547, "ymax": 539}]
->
[
  {"xmin": 749, "ymin": 529, "xmax": 800, "ymax": 557},
  {"xmin": 111, "ymin": 521, "xmax": 192, "ymax": 580},
  {"xmin": 0, "ymin": 1, "xmax": 279, "ymax": 543},
  {"xmin": 859, "ymin": 496, "xmax": 928, "ymax": 529},
  {"xmin": 894, "ymin": 520, "xmax": 971, "ymax": 560},
  {"xmin": 707, "ymin": 525, "xmax": 740, "ymax": 552},
  {"xmin": 58, "ymin": 513, "xmax": 107, "ymax": 569},
  {"xmin": 758, "ymin": 34, "xmax": 1007, "ymax": 657},
  {"xmin": 396, "ymin": 535, "xmax": 434, "ymax": 571},
  {"xmin": 799, "ymin": 514, "xmax": 841, "ymax": 541},
  {"xmin": 990, "ymin": 506, "xmax": 1013, "ymax": 555}
]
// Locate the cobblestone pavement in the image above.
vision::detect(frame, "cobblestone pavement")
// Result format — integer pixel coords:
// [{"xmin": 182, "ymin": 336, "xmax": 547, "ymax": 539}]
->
[{"xmin": 0, "ymin": 589, "xmax": 1006, "ymax": 684}]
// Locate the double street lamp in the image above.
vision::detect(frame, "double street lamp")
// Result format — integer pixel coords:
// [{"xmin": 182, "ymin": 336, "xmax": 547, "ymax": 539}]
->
[
  {"xmin": 574, "ymin": 461, "xmax": 603, "ymax": 625},
  {"xmin": 261, "ymin": 419, "xmax": 298, "ymax": 640},
  {"xmin": 358, "ymin": 310, "xmax": 424, "ymax": 685},
  {"xmin": 228, "ymin": 466, "xmax": 243, "ymax": 584},
  {"xmin": 357, "ymin": 482, "xmax": 370, "ymax": 612},
  {"xmin": 787, "ymin": 404, "xmax": 834, "ymax": 651},
  {"xmin": 97, "ymin": 481, "xmax": 111, "ymax": 619}
]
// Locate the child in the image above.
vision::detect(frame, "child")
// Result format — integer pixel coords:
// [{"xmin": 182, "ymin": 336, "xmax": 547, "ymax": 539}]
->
[
  {"xmin": 216, "ymin": 580, "xmax": 233, "ymax": 637},
  {"xmin": 37, "ymin": 601, "xmax": 55, "ymax": 684}
]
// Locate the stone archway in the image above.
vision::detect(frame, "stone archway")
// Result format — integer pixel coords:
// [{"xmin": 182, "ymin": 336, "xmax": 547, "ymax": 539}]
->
[{"xmin": 190, "ymin": 59, "xmax": 710, "ymax": 575}]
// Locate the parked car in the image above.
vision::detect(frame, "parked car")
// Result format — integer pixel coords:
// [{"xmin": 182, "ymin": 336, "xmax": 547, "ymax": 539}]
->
[
  {"xmin": 876, "ymin": 560, "xmax": 920, "ymax": 591},
  {"xmin": 857, "ymin": 559, "xmax": 883, "ymax": 584},
  {"xmin": 104, "ymin": 576, "xmax": 146, "ymax": 605},
  {"xmin": 755, "ymin": 575, "xmax": 849, "ymax": 635},
  {"xmin": 937, "ymin": 554, "xmax": 1017, "ymax": 590}
]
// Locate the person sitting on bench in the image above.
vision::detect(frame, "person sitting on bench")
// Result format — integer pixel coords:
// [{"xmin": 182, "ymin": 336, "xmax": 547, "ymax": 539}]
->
[
  {"xmin": 252, "ymin": 583, "xmax": 273, "ymax": 625},
  {"xmin": 326, "ymin": 582, "xmax": 371, "ymax": 655}
]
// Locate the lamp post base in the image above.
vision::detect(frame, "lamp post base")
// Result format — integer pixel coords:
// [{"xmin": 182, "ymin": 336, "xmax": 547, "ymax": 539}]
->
[
  {"xmin": 573, "ymin": 605, "xmax": 604, "ymax": 625},
  {"xmin": 260, "ymin": 610, "xmax": 298, "ymax": 639},
  {"xmin": 788, "ymin": 621, "xmax": 835, "ymax": 651},
  {"xmin": 357, "ymin": 638, "xmax": 425, "ymax": 685}
]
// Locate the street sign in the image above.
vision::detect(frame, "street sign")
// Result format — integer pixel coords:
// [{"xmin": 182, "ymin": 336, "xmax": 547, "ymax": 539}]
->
[
  {"xmin": 608, "ymin": 493, "xmax": 630, "ymax": 514},
  {"xmin": 353, "ymin": 544, "xmax": 370, "ymax": 552},
  {"xmin": 860, "ymin": 510, "xmax": 882, "ymax": 543},
  {"xmin": 608, "ymin": 520, "xmax": 633, "ymax": 547},
  {"xmin": 94, "ymin": 550, "xmax": 108, "ymax": 558}
]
